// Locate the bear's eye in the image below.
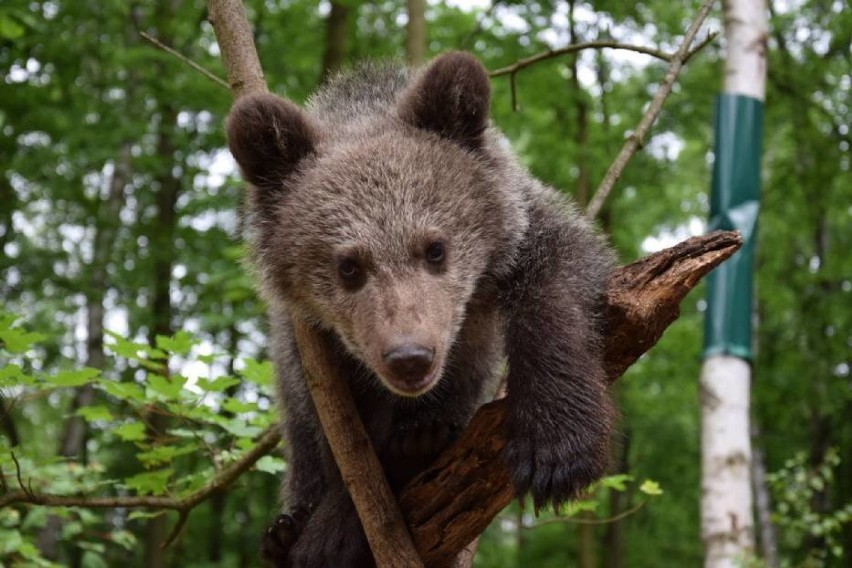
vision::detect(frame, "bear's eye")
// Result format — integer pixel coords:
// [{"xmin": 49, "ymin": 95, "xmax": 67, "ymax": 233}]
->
[
  {"xmin": 338, "ymin": 257, "xmax": 361, "ymax": 283},
  {"xmin": 425, "ymin": 241, "xmax": 446, "ymax": 264}
]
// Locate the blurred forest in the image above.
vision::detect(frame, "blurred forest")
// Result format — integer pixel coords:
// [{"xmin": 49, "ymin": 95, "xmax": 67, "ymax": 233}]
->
[{"xmin": 0, "ymin": 0, "xmax": 849, "ymax": 567}]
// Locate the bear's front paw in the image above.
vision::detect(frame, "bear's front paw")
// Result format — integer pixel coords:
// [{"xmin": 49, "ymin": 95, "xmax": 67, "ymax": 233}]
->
[
  {"xmin": 260, "ymin": 508, "xmax": 310, "ymax": 567},
  {"xmin": 504, "ymin": 418, "xmax": 608, "ymax": 511}
]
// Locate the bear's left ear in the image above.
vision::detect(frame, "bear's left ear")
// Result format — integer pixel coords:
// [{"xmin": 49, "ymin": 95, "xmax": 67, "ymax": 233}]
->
[{"xmin": 398, "ymin": 52, "xmax": 491, "ymax": 150}]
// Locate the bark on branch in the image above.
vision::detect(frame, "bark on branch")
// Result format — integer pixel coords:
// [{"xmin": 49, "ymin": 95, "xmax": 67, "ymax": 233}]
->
[{"xmin": 400, "ymin": 230, "xmax": 743, "ymax": 567}]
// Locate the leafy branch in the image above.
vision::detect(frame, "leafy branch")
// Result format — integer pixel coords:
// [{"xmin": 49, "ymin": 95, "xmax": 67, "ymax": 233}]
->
[{"xmin": 0, "ymin": 426, "xmax": 281, "ymax": 547}]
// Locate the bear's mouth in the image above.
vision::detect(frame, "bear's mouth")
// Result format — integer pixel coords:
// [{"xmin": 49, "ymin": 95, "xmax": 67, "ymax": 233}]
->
[{"xmin": 384, "ymin": 366, "xmax": 439, "ymax": 397}]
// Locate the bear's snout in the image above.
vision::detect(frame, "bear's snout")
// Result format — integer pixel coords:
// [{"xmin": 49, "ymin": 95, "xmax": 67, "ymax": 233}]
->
[{"xmin": 382, "ymin": 344, "xmax": 435, "ymax": 393}]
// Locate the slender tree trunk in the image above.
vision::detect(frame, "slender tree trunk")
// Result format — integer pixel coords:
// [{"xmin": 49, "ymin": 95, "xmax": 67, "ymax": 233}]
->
[
  {"xmin": 578, "ymin": 515, "xmax": 596, "ymax": 568},
  {"xmin": 142, "ymin": 100, "xmax": 180, "ymax": 568},
  {"xmin": 35, "ymin": 145, "xmax": 132, "ymax": 564},
  {"xmin": 750, "ymin": 424, "xmax": 778, "ymax": 568},
  {"xmin": 603, "ymin": 427, "xmax": 630, "ymax": 568},
  {"xmin": 208, "ymin": 325, "xmax": 240, "ymax": 563},
  {"xmin": 405, "ymin": 0, "xmax": 426, "ymax": 65},
  {"xmin": 319, "ymin": 0, "xmax": 349, "ymax": 83},
  {"xmin": 567, "ymin": 0, "xmax": 590, "ymax": 206},
  {"xmin": 700, "ymin": 1, "xmax": 766, "ymax": 565}
]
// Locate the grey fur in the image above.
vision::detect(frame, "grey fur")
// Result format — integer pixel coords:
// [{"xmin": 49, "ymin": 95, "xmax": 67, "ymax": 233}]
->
[{"xmin": 226, "ymin": 52, "xmax": 615, "ymax": 568}]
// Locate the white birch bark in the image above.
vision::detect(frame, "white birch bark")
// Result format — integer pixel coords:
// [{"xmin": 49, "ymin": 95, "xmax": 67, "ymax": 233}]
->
[
  {"xmin": 700, "ymin": 356, "xmax": 755, "ymax": 567},
  {"xmin": 700, "ymin": 2, "xmax": 767, "ymax": 566},
  {"xmin": 722, "ymin": 0, "xmax": 768, "ymax": 100}
]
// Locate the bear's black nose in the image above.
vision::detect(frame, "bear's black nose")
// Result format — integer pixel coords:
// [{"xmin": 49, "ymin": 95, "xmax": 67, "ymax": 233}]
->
[{"xmin": 383, "ymin": 345, "xmax": 434, "ymax": 384}]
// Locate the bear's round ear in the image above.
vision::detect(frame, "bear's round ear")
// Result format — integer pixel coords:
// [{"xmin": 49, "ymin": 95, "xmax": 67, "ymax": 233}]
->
[
  {"xmin": 398, "ymin": 52, "xmax": 491, "ymax": 150},
  {"xmin": 226, "ymin": 93, "xmax": 317, "ymax": 195}
]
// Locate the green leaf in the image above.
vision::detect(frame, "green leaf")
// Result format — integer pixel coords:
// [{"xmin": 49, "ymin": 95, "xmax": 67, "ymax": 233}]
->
[
  {"xmin": 0, "ymin": 14, "xmax": 26, "ymax": 40},
  {"xmin": 155, "ymin": 331, "xmax": 194, "ymax": 356},
  {"xmin": 0, "ymin": 363, "xmax": 34, "ymax": 387},
  {"xmin": 136, "ymin": 442, "xmax": 198, "ymax": 467},
  {"xmin": 254, "ymin": 455, "xmax": 286, "ymax": 475},
  {"xmin": 114, "ymin": 421, "xmax": 146, "ymax": 442},
  {"xmin": 639, "ymin": 480, "xmax": 664, "ymax": 496},
  {"xmin": 123, "ymin": 468, "xmax": 173, "ymax": 496},
  {"xmin": 127, "ymin": 510, "xmax": 167, "ymax": 522},
  {"xmin": 109, "ymin": 530, "xmax": 137, "ymax": 551},
  {"xmin": 147, "ymin": 374, "xmax": 187, "ymax": 400},
  {"xmin": 218, "ymin": 420, "xmax": 261, "ymax": 438},
  {"xmin": 197, "ymin": 375, "xmax": 240, "ymax": 393},
  {"xmin": 599, "ymin": 473, "xmax": 634, "ymax": 491},
  {"xmin": 0, "ymin": 327, "xmax": 45, "ymax": 353},
  {"xmin": 99, "ymin": 381, "xmax": 146, "ymax": 403},
  {"xmin": 239, "ymin": 358, "xmax": 272, "ymax": 387},
  {"xmin": 76, "ymin": 405, "xmax": 113, "ymax": 422},
  {"xmin": 221, "ymin": 397, "xmax": 256, "ymax": 414},
  {"xmin": 47, "ymin": 367, "xmax": 100, "ymax": 387}
]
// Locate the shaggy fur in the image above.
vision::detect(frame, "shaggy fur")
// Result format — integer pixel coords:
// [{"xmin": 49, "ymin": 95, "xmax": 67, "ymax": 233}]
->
[{"xmin": 226, "ymin": 52, "xmax": 615, "ymax": 568}]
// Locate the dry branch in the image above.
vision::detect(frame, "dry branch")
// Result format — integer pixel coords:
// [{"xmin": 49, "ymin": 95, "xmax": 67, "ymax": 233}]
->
[
  {"xmin": 585, "ymin": 0, "xmax": 717, "ymax": 218},
  {"xmin": 399, "ymin": 230, "xmax": 743, "ymax": 567}
]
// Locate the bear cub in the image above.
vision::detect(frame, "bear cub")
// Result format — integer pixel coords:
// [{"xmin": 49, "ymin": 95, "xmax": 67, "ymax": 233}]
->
[{"xmin": 226, "ymin": 52, "xmax": 615, "ymax": 567}]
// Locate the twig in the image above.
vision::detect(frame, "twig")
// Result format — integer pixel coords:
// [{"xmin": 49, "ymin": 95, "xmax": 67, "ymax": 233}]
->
[
  {"xmin": 523, "ymin": 500, "xmax": 647, "ymax": 529},
  {"xmin": 489, "ymin": 41, "xmax": 675, "ymax": 78},
  {"xmin": 139, "ymin": 31, "xmax": 229, "ymax": 90},
  {"xmin": 585, "ymin": 0, "xmax": 718, "ymax": 218}
]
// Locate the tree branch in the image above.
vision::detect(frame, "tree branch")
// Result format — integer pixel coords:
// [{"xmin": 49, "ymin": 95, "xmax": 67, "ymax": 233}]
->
[
  {"xmin": 0, "ymin": 425, "xmax": 281, "ymax": 544},
  {"xmin": 399, "ymin": 230, "xmax": 743, "ymax": 567},
  {"xmin": 585, "ymin": 0, "xmax": 718, "ymax": 219},
  {"xmin": 204, "ymin": 1, "xmax": 424, "ymax": 566}
]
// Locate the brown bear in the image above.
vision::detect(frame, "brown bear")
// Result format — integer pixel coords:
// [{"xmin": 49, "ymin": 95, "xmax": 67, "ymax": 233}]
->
[{"xmin": 226, "ymin": 52, "xmax": 615, "ymax": 567}]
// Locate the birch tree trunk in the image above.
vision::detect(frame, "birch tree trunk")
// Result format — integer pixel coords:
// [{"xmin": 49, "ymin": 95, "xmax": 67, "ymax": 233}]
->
[{"xmin": 700, "ymin": 0, "xmax": 767, "ymax": 566}]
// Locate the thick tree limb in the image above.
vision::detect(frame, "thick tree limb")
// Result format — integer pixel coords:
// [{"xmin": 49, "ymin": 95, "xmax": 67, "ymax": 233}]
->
[{"xmin": 399, "ymin": 230, "xmax": 743, "ymax": 567}]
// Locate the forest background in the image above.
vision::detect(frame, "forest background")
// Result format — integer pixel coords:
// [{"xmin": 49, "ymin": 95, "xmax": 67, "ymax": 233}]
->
[{"xmin": 0, "ymin": 0, "xmax": 849, "ymax": 567}]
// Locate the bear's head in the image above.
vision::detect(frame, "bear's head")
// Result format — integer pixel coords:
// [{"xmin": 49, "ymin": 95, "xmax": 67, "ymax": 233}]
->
[{"xmin": 227, "ymin": 52, "xmax": 524, "ymax": 398}]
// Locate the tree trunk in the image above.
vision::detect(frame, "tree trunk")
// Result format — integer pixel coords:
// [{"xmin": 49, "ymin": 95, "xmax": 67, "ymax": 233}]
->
[
  {"xmin": 319, "ymin": 0, "xmax": 349, "ymax": 83},
  {"xmin": 567, "ymin": 0, "xmax": 590, "ymax": 206},
  {"xmin": 142, "ymin": 99, "xmax": 180, "ymax": 568},
  {"xmin": 700, "ymin": 1, "xmax": 766, "ymax": 565},
  {"xmin": 700, "ymin": 356, "xmax": 755, "ymax": 566},
  {"xmin": 35, "ymin": 144, "xmax": 132, "ymax": 564},
  {"xmin": 750, "ymin": 424, "xmax": 778, "ymax": 568},
  {"xmin": 405, "ymin": 0, "xmax": 426, "ymax": 65},
  {"xmin": 603, "ymin": 426, "xmax": 630, "ymax": 568}
]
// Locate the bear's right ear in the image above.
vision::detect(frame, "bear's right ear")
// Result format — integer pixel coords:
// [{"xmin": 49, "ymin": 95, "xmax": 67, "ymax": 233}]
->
[{"xmin": 226, "ymin": 93, "xmax": 317, "ymax": 194}]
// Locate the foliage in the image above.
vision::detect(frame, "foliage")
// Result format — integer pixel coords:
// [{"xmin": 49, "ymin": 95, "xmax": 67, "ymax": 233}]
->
[
  {"xmin": 767, "ymin": 449, "xmax": 852, "ymax": 567},
  {"xmin": 0, "ymin": 313, "xmax": 280, "ymax": 566}
]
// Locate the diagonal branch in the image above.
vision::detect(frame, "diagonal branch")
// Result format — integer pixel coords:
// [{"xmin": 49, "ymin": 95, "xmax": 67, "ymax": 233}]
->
[{"xmin": 585, "ymin": 0, "xmax": 718, "ymax": 219}]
